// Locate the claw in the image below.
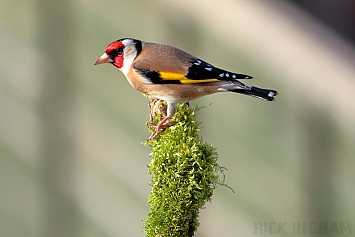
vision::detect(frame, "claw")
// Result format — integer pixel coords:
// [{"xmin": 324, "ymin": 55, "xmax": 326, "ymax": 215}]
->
[{"xmin": 148, "ymin": 116, "xmax": 174, "ymax": 140}]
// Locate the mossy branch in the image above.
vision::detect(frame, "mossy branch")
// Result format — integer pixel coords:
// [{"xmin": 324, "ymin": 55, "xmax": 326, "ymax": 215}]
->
[{"xmin": 143, "ymin": 100, "xmax": 228, "ymax": 237}]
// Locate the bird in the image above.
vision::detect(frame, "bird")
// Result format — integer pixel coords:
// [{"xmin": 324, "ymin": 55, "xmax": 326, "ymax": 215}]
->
[{"xmin": 94, "ymin": 38, "xmax": 278, "ymax": 140}]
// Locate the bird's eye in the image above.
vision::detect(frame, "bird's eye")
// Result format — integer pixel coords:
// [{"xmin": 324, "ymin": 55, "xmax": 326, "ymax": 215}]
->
[{"xmin": 115, "ymin": 47, "xmax": 123, "ymax": 55}]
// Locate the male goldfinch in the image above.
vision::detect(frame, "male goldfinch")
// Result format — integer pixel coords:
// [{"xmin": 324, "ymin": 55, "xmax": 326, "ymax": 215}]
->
[{"xmin": 95, "ymin": 38, "xmax": 278, "ymax": 140}]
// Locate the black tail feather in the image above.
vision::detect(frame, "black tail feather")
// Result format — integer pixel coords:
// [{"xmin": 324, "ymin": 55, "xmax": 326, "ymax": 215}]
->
[{"xmin": 231, "ymin": 86, "xmax": 278, "ymax": 101}]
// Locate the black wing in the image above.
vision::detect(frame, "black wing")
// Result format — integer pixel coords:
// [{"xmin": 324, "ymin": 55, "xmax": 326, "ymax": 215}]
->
[{"xmin": 185, "ymin": 58, "xmax": 253, "ymax": 81}]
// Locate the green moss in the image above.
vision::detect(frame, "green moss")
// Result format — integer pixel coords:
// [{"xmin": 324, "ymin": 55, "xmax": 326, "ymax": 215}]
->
[{"xmin": 143, "ymin": 101, "xmax": 226, "ymax": 237}]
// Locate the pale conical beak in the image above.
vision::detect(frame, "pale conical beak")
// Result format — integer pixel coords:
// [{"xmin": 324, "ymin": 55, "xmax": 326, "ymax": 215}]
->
[{"xmin": 94, "ymin": 52, "xmax": 113, "ymax": 65}]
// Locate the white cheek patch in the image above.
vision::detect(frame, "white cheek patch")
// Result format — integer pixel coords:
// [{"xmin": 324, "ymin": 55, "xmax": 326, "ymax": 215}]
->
[
  {"xmin": 119, "ymin": 39, "xmax": 137, "ymax": 75},
  {"xmin": 120, "ymin": 53, "xmax": 135, "ymax": 75}
]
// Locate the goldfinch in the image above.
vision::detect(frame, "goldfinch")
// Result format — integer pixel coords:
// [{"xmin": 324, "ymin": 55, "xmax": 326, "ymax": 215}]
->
[{"xmin": 95, "ymin": 38, "xmax": 278, "ymax": 140}]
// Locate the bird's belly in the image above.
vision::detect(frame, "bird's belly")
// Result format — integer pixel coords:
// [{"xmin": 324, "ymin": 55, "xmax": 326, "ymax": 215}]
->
[{"xmin": 138, "ymin": 83, "xmax": 219, "ymax": 103}]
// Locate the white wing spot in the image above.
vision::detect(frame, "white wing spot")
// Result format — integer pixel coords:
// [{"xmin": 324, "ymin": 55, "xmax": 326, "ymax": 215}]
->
[
  {"xmin": 244, "ymin": 84, "xmax": 252, "ymax": 90},
  {"xmin": 142, "ymin": 77, "xmax": 153, "ymax": 84},
  {"xmin": 268, "ymin": 92, "xmax": 275, "ymax": 97},
  {"xmin": 245, "ymin": 76, "xmax": 251, "ymax": 79},
  {"xmin": 226, "ymin": 73, "xmax": 229, "ymax": 77},
  {"xmin": 219, "ymin": 73, "xmax": 224, "ymax": 77},
  {"xmin": 232, "ymin": 74, "xmax": 236, "ymax": 79},
  {"xmin": 205, "ymin": 67, "xmax": 212, "ymax": 71},
  {"xmin": 194, "ymin": 60, "xmax": 201, "ymax": 65}
]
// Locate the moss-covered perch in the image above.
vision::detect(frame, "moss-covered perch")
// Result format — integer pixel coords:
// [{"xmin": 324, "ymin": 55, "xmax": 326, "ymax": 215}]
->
[{"xmin": 143, "ymin": 100, "xmax": 227, "ymax": 237}]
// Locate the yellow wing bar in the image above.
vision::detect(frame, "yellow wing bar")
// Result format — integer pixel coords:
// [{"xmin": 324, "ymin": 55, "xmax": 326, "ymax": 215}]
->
[{"xmin": 159, "ymin": 72, "xmax": 219, "ymax": 84}]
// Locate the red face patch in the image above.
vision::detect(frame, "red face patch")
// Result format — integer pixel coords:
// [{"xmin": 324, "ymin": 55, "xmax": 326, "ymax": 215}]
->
[
  {"xmin": 105, "ymin": 41, "xmax": 124, "ymax": 54},
  {"xmin": 105, "ymin": 41, "xmax": 125, "ymax": 68},
  {"xmin": 113, "ymin": 54, "xmax": 124, "ymax": 68}
]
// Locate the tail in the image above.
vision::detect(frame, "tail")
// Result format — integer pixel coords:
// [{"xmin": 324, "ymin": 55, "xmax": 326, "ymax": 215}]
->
[{"xmin": 231, "ymin": 86, "xmax": 278, "ymax": 101}]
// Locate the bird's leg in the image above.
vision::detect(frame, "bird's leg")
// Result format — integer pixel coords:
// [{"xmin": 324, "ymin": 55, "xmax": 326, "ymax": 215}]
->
[
  {"xmin": 148, "ymin": 97, "xmax": 161, "ymax": 123},
  {"xmin": 148, "ymin": 116, "xmax": 173, "ymax": 140},
  {"xmin": 147, "ymin": 101, "xmax": 176, "ymax": 140},
  {"xmin": 148, "ymin": 98, "xmax": 167, "ymax": 126}
]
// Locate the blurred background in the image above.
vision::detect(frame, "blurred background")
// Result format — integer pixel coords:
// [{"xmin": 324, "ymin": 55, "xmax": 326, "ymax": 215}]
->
[{"xmin": 1, "ymin": 0, "xmax": 355, "ymax": 236}]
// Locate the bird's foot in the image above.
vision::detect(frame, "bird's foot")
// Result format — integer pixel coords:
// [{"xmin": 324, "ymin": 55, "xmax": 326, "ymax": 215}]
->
[{"xmin": 147, "ymin": 116, "xmax": 174, "ymax": 140}]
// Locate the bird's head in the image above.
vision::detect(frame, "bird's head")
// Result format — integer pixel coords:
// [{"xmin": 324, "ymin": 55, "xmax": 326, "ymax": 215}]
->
[{"xmin": 94, "ymin": 38, "xmax": 140, "ymax": 74}]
